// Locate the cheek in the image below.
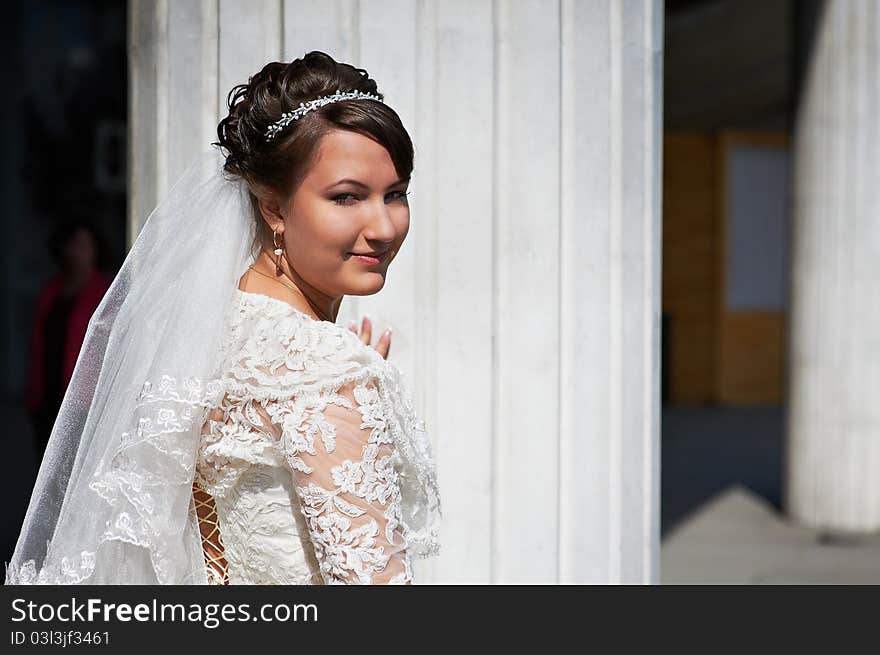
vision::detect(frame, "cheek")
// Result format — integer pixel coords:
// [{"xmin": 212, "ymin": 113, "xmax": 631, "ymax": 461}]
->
[
  {"xmin": 286, "ymin": 201, "xmax": 411, "ymax": 263},
  {"xmin": 286, "ymin": 212, "xmax": 358, "ymax": 257},
  {"xmin": 395, "ymin": 209, "xmax": 411, "ymax": 242}
]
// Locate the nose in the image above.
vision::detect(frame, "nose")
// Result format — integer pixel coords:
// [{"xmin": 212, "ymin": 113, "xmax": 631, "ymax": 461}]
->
[{"xmin": 363, "ymin": 197, "xmax": 399, "ymax": 242}]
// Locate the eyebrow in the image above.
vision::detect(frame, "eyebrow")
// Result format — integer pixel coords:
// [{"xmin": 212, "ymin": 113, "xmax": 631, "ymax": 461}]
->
[{"xmin": 324, "ymin": 177, "xmax": 410, "ymax": 191}]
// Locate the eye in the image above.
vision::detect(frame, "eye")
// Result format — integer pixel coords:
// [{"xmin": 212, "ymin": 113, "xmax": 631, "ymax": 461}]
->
[
  {"xmin": 332, "ymin": 193, "xmax": 358, "ymax": 206},
  {"xmin": 332, "ymin": 190, "xmax": 410, "ymax": 206}
]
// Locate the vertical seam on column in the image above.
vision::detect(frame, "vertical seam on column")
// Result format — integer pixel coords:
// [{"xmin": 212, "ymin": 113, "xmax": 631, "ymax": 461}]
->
[
  {"xmin": 490, "ymin": 0, "xmax": 500, "ymax": 585},
  {"xmin": 416, "ymin": 0, "xmax": 441, "ymax": 574},
  {"xmin": 203, "ymin": 0, "xmax": 219, "ymax": 149},
  {"xmin": 353, "ymin": 0, "xmax": 361, "ymax": 63},
  {"xmin": 156, "ymin": 0, "xmax": 169, "ymax": 202},
  {"xmin": 126, "ymin": 0, "xmax": 136, "ymax": 246},
  {"xmin": 849, "ymin": 0, "xmax": 868, "ymax": 529},
  {"xmin": 215, "ymin": 0, "xmax": 220, "ymax": 120},
  {"xmin": 868, "ymin": 0, "xmax": 879, "ymax": 525},
  {"xmin": 608, "ymin": 0, "xmax": 622, "ymax": 584},
  {"xmin": 279, "ymin": 0, "xmax": 285, "ymax": 58},
  {"xmin": 430, "ymin": 0, "xmax": 440, "ymax": 531},
  {"xmin": 809, "ymin": 3, "xmax": 829, "ymax": 524},
  {"xmin": 555, "ymin": 0, "xmax": 563, "ymax": 585},
  {"xmin": 845, "ymin": 0, "xmax": 857, "ymax": 529},
  {"xmin": 642, "ymin": 0, "xmax": 652, "ymax": 584},
  {"xmin": 641, "ymin": 0, "xmax": 651, "ymax": 585},
  {"xmin": 642, "ymin": 0, "xmax": 662, "ymax": 585},
  {"xmin": 831, "ymin": 1, "xmax": 843, "ymax": 528}
]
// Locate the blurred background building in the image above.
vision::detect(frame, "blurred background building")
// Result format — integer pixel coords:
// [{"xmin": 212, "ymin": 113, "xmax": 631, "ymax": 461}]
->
[
  {"xmin": 661, "ymin": 0, "xmax": 795, "ymax": 555},
  {"xmin": 662, "ymin": 0, "xmax": 880, "ymax": 582},
  {"xmin": 2, "ymin": 0, "xmax": 877, "ymax": 584}
]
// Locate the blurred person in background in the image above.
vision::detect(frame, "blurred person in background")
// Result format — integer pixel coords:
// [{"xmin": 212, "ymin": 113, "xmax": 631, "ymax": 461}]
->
[{"xmin": 25, "ymin": 220, "xmax": 110, "ymax": 459}]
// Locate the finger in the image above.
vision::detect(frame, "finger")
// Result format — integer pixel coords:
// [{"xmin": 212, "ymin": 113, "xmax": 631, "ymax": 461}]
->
[
  {"xmin": 376, "ymin": 328, "xmax": 392, "ymax": 359},
  {"xmin": 360, "ymin": 315, "xmax": 372, "ymax": 346},
  {"xmin": 348, "ymin": 321, "xmax": 358, "ymax": 334}
]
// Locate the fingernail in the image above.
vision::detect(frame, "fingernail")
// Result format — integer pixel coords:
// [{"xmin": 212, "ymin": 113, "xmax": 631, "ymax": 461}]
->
[{"xmin": 384, "ymin": 327, "xmax": 392, "ymax": 336}]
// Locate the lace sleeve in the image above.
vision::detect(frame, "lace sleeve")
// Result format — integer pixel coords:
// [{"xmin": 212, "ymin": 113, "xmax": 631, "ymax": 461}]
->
[
  {"xmin": 219, "ymin": 292, "xmax": 438, "ymax": 582},
  {"xmin": 269, "ymin": 377, "xmax": 413, "ymax": 585}
]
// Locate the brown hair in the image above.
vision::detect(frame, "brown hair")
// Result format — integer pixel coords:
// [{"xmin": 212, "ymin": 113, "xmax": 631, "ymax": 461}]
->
[{"xmin": 213, "ymin": 51, "xmax": 414, "ymax": 252}]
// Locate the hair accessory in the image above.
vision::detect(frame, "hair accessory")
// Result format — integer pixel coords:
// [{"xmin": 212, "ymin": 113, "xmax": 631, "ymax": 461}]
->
[{"xmin": 264, "ymin": 89, "xmax": 384, "ymax": 142}]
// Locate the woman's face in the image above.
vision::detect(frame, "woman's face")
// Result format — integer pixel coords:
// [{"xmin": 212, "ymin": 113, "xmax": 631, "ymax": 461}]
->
[
  {"xmin": 278, "ymin": 129, "xmax": 410, "ymax": 298},
  {"xmin": 63, "ymin": 226, "xmax": 96, "ymax": 273}
]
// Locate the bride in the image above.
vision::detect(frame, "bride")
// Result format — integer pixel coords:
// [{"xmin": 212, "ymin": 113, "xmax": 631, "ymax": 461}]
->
[{"xmin": 4, "ymin": 51, "xmax": 441, "ymax": 585}]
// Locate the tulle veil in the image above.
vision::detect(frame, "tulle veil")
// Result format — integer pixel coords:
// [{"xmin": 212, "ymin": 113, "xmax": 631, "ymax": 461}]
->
[{"xmin": 5, "ymin": 147, "xmax": 256, "ymax": 583}]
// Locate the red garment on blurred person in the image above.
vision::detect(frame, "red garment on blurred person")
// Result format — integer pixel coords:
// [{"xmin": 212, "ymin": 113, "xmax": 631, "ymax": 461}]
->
[{"xmin": 26, "ymin": 268, "xmax": 111, "ymax": 413}]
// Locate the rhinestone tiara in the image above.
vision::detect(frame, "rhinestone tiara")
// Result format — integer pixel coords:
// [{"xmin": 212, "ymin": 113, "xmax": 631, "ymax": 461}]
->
[{"xmin": 263, "ymin": 89, "xmax": 384, "ymax": 142}]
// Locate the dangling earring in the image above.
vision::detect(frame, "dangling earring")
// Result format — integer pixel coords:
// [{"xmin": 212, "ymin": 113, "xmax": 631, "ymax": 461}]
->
[{"xmin": 273, "ymin": 229, "xmax": 284, "ymax": 276}]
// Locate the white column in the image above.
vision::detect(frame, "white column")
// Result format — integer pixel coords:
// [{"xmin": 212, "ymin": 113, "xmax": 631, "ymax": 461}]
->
[
  {"xmin": 787, "ymin": 0, "xmax": 880, "ymax": 532},
  {"xmin": 128, "ymin": 0, "xmax": 280, "ymax": 242},
  {"xmin": 557, "ymin": 0, "xmax": 663, "ymax": 583},
  {"xmin": 130, "ymin": 0, "xmax": 663, "ymax": 583}
]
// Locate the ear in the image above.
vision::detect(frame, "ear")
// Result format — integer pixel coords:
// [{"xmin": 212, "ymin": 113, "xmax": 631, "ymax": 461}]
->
[{"xmin": 256, "ymin": 192, "xmax": 286, "ymax": 235}]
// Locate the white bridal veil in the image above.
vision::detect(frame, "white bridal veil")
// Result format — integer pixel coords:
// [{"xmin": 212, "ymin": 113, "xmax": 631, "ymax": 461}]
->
[{"xmin": 5, "ymin": 148, "xmax": 254, "ymax": 583}]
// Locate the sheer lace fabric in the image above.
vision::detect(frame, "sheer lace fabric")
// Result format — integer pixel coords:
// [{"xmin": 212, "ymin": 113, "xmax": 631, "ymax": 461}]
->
[{"xmin": 191, "ymin": 288, "xmax": 435, "ymax": 584}]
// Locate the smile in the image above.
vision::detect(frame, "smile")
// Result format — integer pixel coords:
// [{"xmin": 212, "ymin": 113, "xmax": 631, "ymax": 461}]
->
[{"xmin": 349, "ymin": 249, "xmax": 388, "ymax": 264}]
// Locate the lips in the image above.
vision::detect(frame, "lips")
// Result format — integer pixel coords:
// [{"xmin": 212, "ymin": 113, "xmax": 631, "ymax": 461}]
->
[{"xmin": 350, "ymin": 249, "xmax": 389, "ymax": 259}]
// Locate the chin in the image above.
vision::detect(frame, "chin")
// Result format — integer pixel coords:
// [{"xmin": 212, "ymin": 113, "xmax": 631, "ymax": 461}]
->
[{"xmin": 343, "ymin": 272, "xmax": 387, "ymax": 296}]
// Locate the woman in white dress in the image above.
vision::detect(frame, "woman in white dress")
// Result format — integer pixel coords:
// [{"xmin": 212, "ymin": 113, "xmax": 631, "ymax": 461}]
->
[{"xmin": 5, "ymin": 51, "xmax": 440, "ymax": 585}]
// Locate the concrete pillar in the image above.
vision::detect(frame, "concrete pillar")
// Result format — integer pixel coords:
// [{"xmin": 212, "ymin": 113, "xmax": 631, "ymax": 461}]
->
[
  {"xmin": 129, "ymin": 0, "xmax": 663, "ymax": 583},
  {"xmin": 787, "ymin": 0, "xmax": 880, "ymax": 532}
]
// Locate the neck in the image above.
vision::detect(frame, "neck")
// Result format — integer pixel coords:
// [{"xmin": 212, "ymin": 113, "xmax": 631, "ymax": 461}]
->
[{"xmin": 252, "ymin": 249, "xmax": 342, "ymax": 322}]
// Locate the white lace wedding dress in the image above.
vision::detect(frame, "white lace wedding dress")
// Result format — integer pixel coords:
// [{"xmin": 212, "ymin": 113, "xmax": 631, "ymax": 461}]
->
[{"xmin": 190, "ymin": 289, "xmax": 436, "ymax": 585}]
